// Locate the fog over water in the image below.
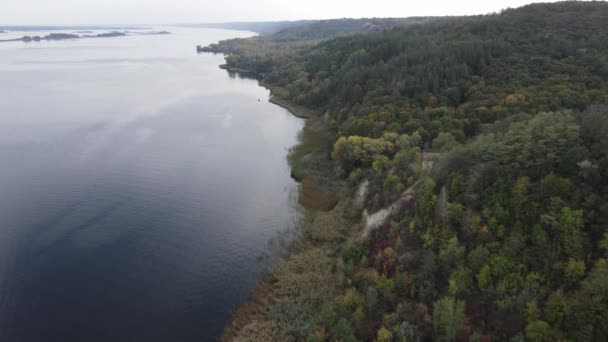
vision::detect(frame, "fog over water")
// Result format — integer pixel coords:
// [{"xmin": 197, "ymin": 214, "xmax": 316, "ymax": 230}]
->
[{"xmin": 0, "ymin": 28, "xmax": 303, "ymax": 341}]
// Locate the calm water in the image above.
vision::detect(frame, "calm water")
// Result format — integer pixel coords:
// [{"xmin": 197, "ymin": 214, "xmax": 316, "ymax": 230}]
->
[{"xmin": 0, "ymin": 28, "xmax": 303, "ymax": 341}]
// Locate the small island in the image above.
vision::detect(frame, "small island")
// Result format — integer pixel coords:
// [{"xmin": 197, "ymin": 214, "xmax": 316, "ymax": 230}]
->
[
  {"xmin": 86, "ymin": 31, "xmax": 126, "ymax": 38},
  {"xmin": 0, "ymin": 30, "xmax": 170, "ymax": 43},
  {"xmin": 135, "ymin": 30, "xmax": 171, "ymax": 35}
]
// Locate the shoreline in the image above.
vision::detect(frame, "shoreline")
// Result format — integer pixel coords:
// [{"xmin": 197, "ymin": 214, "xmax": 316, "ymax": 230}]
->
[
  {"xmin": 0, "ymin": 31, "xmax": 170, "ymax": 43},
  {"xmin": 218, "ymin": 67, "xmax": 353, "ymax": 341},
  {"xmin": 267, "ymin": 96, "xmax": 316, "ymax": 120},
  {"xmin": 219, "ymin": 64, "xmax": 316, "ymax": 120}
]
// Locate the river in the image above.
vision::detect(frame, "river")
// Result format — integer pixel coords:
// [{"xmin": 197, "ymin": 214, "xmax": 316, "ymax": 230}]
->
[{"xmin": 0, "ymin": 27, "xmax": 303, "ymax": 341}]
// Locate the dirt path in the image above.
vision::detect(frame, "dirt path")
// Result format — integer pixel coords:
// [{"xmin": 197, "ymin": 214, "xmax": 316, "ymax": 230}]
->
[
  {"xmin": 360, "ymin": 151, "xmax": 443, "ymax": 234},
  {"xmin": 361, "ymin": 177, "xmax": 425, "ymax": 234}
]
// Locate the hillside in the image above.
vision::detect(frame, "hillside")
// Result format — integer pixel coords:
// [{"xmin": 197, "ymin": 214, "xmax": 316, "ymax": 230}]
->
[
  {"xmin": 212, "ymin": 2, "xmax": 608, "ymax": 341},
  {"xmin": 190, "ymin": 17, "xmax": 432, "ymax": 39},
  {"xmin": 198, "ymin": 17, "xmax": 434, "ymax": 61}
]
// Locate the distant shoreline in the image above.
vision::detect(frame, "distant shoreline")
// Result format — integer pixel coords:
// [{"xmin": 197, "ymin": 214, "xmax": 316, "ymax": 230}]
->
[
  {"xmin": 0, "ymin": 25, "xmax": 150, "ymax": 31},
  {"xmin": 0, "ymin": 30, "xmax": 170, "ymax": 43}
]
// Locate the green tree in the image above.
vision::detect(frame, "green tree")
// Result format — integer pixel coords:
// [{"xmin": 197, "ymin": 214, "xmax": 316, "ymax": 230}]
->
[
  {"xmin": 418, "ymin": 179, "xmax": 437, "ymax": 224},
  {"xmin": 511, "ymin": 176, "xmax": 530, "ymax": 220},
  {"xmin": 564, "ymin": 259, "xmax": 586, "ymax": 285},
  {"xmin": 376, "ymin": 326, "xmax": 393, "ymax": 342},
  {"xmin": 433, "ymin": 297, "xmax": 466, "ymax": 341},
  {"xmin": 525, "ymin": 300, "xmax": 541, "ymax": 323},
  {"xmin": 373, "ymin": 155, "xmax": 390, "ymax": 171},
  {"xmin": 432, "ymin": 132, "xmax": 457, "ymax": 152},
  {"xmin": 558, "ymin": 207, "xmax": 585, "ymax": 258},
  {"xmin": 477, "ymin": 265, "xmax": 492, "ymax": 290},
  {"xmin": 525, "ymin": 320, "xmax": 551, "ymax": 342},
  {"xmin": 545, "ymin": 289, "xmax": 566, "ymax": 327},
  {"xmin": 449, "ymin": 266, "xmax": 473, "ymax": 296},
  {"xmin": 330, "ymin": 318, "xmax": 356, "ymax": 342}
]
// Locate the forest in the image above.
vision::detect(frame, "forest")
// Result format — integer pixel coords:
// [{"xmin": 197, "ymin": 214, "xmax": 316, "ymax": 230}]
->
[
  {"xmin": 187, "ymin": 18, "xmax": 427, "ymax": 36},
  {"xmin": 214, "ymin": 2, "xmax": 608, "ymax": 341}
]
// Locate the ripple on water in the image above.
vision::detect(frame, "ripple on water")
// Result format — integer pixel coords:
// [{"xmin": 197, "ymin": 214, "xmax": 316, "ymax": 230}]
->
[{"xmin": 0, "ymin": 28, "xmax": 303, "ymax": 341}]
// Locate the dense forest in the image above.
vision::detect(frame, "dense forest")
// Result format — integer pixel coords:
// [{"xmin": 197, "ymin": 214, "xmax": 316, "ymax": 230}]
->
[
  {"xmin": 213, "ymin": 2, "xmax": 608, "ymax": 341},
  {"xmin": 193, "ymin": 18, "xmax": 433, "ymax": 41},
  {"xmin": 199, "ymin": 17, "xmax": 434, "ymax": 68}
]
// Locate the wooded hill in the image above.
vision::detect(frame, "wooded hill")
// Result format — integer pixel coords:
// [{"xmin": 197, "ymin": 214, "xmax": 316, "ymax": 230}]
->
[
  {"xmin": 199, "ymin": 17, "xmax": 434, "ymax": 58},
  {"xmin": 210, "ymin": 2, "xmax": 608, "ymax": 341}
]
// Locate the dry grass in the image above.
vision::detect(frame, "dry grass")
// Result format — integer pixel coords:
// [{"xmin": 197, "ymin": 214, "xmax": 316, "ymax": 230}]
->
[
  {"xmin": 222, "ymin": 248, "xmax": 338, "ymax": 341},
  {"xmin": 220, "ymin": 114, "xmax": 352, "ymax": 341},
  {"xmin": 302, "ymin": 200, "xmax": 360, "ymax": 242},
  {"xmin": 299, "ymin": 177, "xmax": 339, "ymax": 211},
  {"xmin": 220, "ymin": 282, "xmax": 274, "ymax": 342}
]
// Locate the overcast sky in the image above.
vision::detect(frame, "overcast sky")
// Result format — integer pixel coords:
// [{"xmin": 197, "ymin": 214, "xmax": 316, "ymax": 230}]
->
[{"xmin": 2, "ymin": 0, "xmax": 561, "ymax": 25}]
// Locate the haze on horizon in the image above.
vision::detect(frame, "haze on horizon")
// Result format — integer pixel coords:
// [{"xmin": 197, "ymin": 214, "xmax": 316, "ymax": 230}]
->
[{"xmin": 1, "ymin": 0, "xmax": 563, "ymax": 26}]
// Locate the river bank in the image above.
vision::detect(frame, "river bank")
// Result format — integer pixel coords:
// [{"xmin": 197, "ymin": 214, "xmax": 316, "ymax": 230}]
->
[
  {"xmin": 219, "ymin": 64, "xmax": 316, "ymax": 120},
  {"xmin": 218, "ymin": 78, "xmax": 361, "ymax": 341}
]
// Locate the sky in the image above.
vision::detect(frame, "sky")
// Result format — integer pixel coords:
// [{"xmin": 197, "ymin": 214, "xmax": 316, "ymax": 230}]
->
[{"xmin": 2, "ymin": 0, "xmax": 563, "ymax": 25}]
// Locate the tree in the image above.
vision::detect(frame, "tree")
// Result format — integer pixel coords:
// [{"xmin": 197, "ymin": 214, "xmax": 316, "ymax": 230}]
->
[
  {"xmin": 525, "ymin": 300, "xmax": 541, "ymax": 323},
  {"xmin": 477, "ymin": 265, "xmax": 492, "ymax": 290},
  {"xmin": 565, "ymin": 259, "xmax": 608, "ymax": 341},
  {"xmin": 332, "ymin": 137, "xmax": 353, "ymax": 174},
  {"xmin": 449, "ymin": 266, "xmax": 473, "ymax": 296},
  {"xmin": 398, "ymin": 134, "xmax": 412, "ymax": 150},
  {"xmin": 564, "ymin": 259, "xmax": 586, "ymax": 285},
  {"xmin": 437, "ymin": 187, "xmax": 449, "ymax": 224},
  {"xmin": 376, "ymin": 326, "xmax": 393, "ymax": 342},
  {"xmin": 410, "ymin": 131, "xmax": 422, "ymax": 148},
  {"xmin": 525, "ymin": 321, "xmax": 551, "ymax": 342},
  {"xmin": 558, "ymin": 207, "xmax": 585, "ymax": 259},
  {"xmin": 432, "ymin": 132, "xmax": 457, "ymax": 152},
  {"xmin": 433, "ymin": 297, "xmax": 467, "ymax": 341},
  {"xmin": 545, "ymin": 289, "xmax": 566, "ymax": 327},
  {"xmin": 373, "ymin": 155, "xmax": 390, "ymax": 171},
  {"xmin": 511, "ymin": 176, "xmax": 530, "ymax": 220},
  {"xmin": 418, "ymin": 179, "xmax": 437, "ymax": 224},
  {"xmin": 330, "ymin": 318, "xmax": 356, "ymax": 342},
  {"xmin": 383, "ymin": 173, "xmax": 401, "ymax": 193}
]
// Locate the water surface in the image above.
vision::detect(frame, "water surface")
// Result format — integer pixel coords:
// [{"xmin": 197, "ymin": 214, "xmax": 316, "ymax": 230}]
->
[{"xmin": 0, "ymin": 28, "xmax": 303, "ymax": 341}]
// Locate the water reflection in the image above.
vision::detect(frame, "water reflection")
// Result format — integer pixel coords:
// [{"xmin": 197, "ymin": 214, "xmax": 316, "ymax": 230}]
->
[{"xmin": 0, "ymin": 28, "xmax": 303, "ymax": 341}]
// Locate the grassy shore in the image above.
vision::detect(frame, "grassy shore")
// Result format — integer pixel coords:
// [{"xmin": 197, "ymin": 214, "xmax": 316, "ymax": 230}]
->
[{"xmin": 220, "ymin": 86, "xmax": 360, "ymax": 341}]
